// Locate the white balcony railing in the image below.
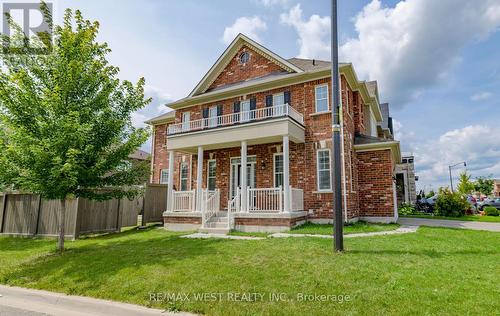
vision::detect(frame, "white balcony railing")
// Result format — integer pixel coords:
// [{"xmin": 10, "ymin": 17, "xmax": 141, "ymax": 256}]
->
[
  {"xmin": 167, "ymin": 104, "xmax": 304, "ymax": 136},
  {"xmin": 247, "ymin": 187, "xmax": 283, "ymax": 213}
]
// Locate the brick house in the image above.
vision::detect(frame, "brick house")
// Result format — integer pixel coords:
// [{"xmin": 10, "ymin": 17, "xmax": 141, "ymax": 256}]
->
[{"xmin": 146, "ymin": 34, "xmax": 401, "ymax": 233}]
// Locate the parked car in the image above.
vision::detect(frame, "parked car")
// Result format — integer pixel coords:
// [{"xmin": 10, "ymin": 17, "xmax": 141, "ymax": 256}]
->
[{"xmin": 479, "ymin": 198, "xmax": 500, "ymax": 211}]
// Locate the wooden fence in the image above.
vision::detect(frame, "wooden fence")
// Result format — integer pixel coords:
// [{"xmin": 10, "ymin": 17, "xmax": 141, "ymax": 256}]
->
[{"xmin": 0, "ymin": 184, "xmax": 167, "ymax": 239}]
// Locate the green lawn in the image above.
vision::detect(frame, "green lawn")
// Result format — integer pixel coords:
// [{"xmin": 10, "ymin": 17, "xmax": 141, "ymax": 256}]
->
[
  {"xmin": 1, "ymin": 227, "xmax": 499, "ymax": 315},
  {"xmin": 402, "ymin": 214, "xmax": 500, "ymax": 223},
  {"xmin": 290, "ymin": 221, "xmax": 400, "ymax": 235},
  {"xmin": 230, "ymin": 222, "xmax": 400, "ymax": 237}
]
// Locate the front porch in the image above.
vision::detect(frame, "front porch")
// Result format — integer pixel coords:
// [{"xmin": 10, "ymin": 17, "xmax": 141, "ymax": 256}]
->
[{"xmin": 163, "ymin": 104, "xmax": 306, "ymax": 232}]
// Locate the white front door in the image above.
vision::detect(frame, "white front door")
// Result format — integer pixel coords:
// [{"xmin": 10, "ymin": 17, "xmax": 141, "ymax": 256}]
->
[{"xmin": 230, "ymin": 156, "xmax": 256, "ymax": 200}]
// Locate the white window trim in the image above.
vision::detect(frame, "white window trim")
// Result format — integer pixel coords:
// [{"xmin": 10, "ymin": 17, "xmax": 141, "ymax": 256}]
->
[
  {"xmin": 273, "ymin": 92, "xmax": 285, "ymax": 105},
  {"xmin": 160, "ymin": 169, "xmax": 169, "ymax": 184},
  {"xmin": 182, "ymin": 112, "xmax": 190, "ymax": 130},
  {"xmin": 207, "ymin": 159, "xmax": 216, "ymax": 190},
  {"xmin": 273, "ymin": 153, "xmax": 284, "ymax": 188},
  {"xmin": 315, "ymin": 84, "xmax": 329, "ymax": 113},
  {"xmin": 179, "ymin": 161, "xmax": 189, "ymax": 191},
  {"xmin": 316, "ymin": 149, "xmax": 332, "ymax": 192}
]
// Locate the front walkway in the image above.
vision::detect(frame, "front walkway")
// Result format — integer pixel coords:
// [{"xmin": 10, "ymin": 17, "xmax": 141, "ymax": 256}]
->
[
  {"xmin": 0, "ymin": 285, "xmax": 194, "ymax": 316},
  {"xmin": 398, "ymin": 217, "xmax": 500, "ymax": 232}
]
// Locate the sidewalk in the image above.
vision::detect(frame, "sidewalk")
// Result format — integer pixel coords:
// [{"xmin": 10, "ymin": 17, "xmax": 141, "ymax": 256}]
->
[
  {"xmin": 0, "ymin": 285, "xmax": 195, "ymax": 316},
  {"xmin": 398, "ymin": 217, "xmax": 500, "ymax": 232}
]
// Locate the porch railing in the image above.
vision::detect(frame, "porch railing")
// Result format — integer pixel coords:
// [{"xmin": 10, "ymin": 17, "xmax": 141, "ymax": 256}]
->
[
  {"xmin": 201, "ymin": 189, "xmax": 220, "ymax": 227},
  {"xmin": 247, "ymin": 187, "xmax": 283, "ymax": 213},
  {"xmin": 167, "ymin": 104, "xmax": 304, "ymax": 135},
  {"xmin": 227, "ymin": 187, "xmax": 240, "ymax": 229},
  {"xmin": 172, "ymin": 190, "xmax": 195, "ymax": 212}
]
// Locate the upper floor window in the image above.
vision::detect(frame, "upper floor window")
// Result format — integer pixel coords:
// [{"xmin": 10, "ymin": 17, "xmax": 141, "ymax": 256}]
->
[
  {"xmin": 208, "ymin": 106, "xmax": 218, "ymax": 127},
  {"xmin": 182, "ymin": 112, "xmax": 190, "ymax": 131},
  {"xmin": 273, "ymin": 93, "xmax": 285, "ymax": 116},
  {"xmin": 241, "ymin": 99, "xmax": 251, "ymax": 122},
  {"xmin": 315, "ymin": 85, "xmax": 329, "ymax": 113},
  {"xmin": 317, "ymin": 149, "xmax": 332, "ymax": 191},
  {"xmin": 239, "ymin": 52, "xmax": 250, "ymax": 64}
]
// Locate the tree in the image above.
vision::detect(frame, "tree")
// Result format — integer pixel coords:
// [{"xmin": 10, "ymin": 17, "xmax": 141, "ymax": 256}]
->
[
  {"xmin": 474, "ymin": 176, "xmax": 494, "ymax": 196},
  {"xmin": 0, "ymin": 5, "xmax": 150, "ymax": 252},
  {"xmin": 456, "ymin": 171, "xmax": 475, "ymax": 195}
]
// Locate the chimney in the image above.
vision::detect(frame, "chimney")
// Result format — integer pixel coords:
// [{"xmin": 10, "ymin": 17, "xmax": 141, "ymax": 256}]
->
[{"xmin": 312, "ymin": 59, "xmax": 316, "ymax": 66}]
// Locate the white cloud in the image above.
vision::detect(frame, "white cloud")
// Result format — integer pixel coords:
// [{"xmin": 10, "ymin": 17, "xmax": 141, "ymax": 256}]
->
[
  {"xmin": 255, "ymin": 0, "xmax": 290, "ymax": 7},
  {"xmin": 280, "ymin": 4, "xmax": 331, "ymax": 60},
  {"xmin": 339, "ymin": 0, "xmax": 500, "ymax": 105},
  {"xmin": 222, "ymin": 16, "xmax": 267, "ymax": 44},
  {"xmin": 470, "ymin": 91, "xmax": 493, "ymax": 101},
  {"xmin": 415, "ymin": 125, "xmax": 500, "ymax": 189}
]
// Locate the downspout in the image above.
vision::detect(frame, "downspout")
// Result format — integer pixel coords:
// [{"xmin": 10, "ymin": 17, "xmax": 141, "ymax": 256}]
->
[
  {"xmin": 150, "ymin": 126, "xmax": 156, "ymax": 184},
  {"xmin": 339, "ymin": 88, "xmax": 348, "ymax": 223}
]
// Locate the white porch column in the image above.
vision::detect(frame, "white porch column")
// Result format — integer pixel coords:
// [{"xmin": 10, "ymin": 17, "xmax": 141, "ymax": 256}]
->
[
  {"xmin": 241, "ymin": 140, "xmax": 248, "ymax": 213},
  {"xmin": 196, "ymin": 146, "xmax": 204, "ymax": 212},
  {"xmin": 283, "ymin": 135, "xmax": 290, "ymax": 213},
  {"xmin": 167, "ymin": 150, "xmax": 175, "ymax": 212}
]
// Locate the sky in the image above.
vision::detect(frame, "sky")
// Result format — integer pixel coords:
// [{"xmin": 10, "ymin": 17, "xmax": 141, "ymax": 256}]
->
[{"xmin": 40, "ymin": 0, "xmax": 500, "ymax": 190}]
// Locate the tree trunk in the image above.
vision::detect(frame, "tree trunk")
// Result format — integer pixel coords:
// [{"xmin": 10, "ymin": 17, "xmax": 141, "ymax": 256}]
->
[{"xmin": 58, "ymin": 198, "xmax": 66, "ymax": 253}]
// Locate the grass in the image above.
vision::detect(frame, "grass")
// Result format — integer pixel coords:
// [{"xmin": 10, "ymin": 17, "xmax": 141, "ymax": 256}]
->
[
  {"xmin": 290, "ymin": 221, "xmax": 400, "ymax": 235},
  {"xmin": 1, "ymin": 226, "xmax": 499, "ymax": 315},
  {"xmin": 402, "ymin": 214, "xmax": 500, "ymax": 223},
  {"xmin": 229, "ymin": 222, "xmax": 400, "ymax": 238}
]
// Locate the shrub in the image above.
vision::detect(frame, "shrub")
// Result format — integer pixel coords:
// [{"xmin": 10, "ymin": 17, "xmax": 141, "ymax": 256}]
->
[
  {"xmin": 434, "ymin": 188, "xmax": 469, "ymax": 217},
  {"xmin": 399, "ymin": 203, "xmax": 415, "ymax": 215},
  {"xmin": 483, "ymin": 206, "xmax": 499, "ymax": 216}
]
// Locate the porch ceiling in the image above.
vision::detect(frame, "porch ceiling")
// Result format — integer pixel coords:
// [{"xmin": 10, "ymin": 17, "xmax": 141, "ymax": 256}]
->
[{"xmin": 167, "ymin": 117, "xmax": 304, "ymax": 153}]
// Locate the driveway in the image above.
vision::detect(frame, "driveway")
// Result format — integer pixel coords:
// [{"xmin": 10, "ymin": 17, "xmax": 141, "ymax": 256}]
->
[
  {"xmin": 0, "ymin": 285, "xmax": 195, "ymax": 316},
  {"xmin": 398, "ymin": 217, "xmax": 500, "ymax": 232}
]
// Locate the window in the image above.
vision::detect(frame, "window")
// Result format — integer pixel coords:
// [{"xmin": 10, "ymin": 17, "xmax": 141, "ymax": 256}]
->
[
  {"xmin": 241, "ymin": 100, "xmax": 251, "ymax": 122},
  {"xmin": 180, "ymin": 162, "xmax": 189, "ymax": 191},
  {"xmin": 317, "ymin": 149, "xmax": 332, "ymax": 191},
  {"xmin": 239, "ymin": 52, "xmax": 250, "ymax": 64},
  {"xmin": 208, "ymin": 106, "xmax": 217, "ymax": 127},
  {"xmin": 182, "ymin": 112, "xmax": 190, "ymax": 131},
  {"xmin": 315, "ymin": 85, "xmax": 329, "ymax": 113},
  {"xmin": 160, "ymin": 169, "xmax": 169, "ymax": 184},
  {"xmin": 207, "ymin": 160, "xmax": 216, "ymax": 190},
  {"xmin": 274, "ymin": 153, "xmax": 284, "ymax": 188}
]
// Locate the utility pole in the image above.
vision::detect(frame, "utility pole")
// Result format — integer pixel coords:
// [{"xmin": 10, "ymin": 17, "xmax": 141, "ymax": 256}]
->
[{"xmin": 331, "ymin": 0, "xmax": 343, "ymax": 252}]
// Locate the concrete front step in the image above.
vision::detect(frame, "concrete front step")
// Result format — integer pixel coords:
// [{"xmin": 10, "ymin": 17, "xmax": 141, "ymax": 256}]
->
[
  {"xmin": 198, "ymin": 227, "xmax": 230, "ymax": 234},
  {"xmin": 204, "ymin": 222, "xmax": 228, "ymax": 228}
]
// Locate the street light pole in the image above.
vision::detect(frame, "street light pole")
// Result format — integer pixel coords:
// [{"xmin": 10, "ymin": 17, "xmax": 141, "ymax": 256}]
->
[
  {"xmin": 331, "ymin": 0, "xmax": 343, "ymax": 252},
  {"xmin": 448, "ymin": 161, "xmax": 466, "ymax": 192}
]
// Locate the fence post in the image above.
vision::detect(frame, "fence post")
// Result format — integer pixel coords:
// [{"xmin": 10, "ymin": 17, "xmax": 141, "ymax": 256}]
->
[
  {"xmin": 0, "ymin": 193, "xmax": 6, "ymax": 233},
  {"xmin": 33, "ymin": 195, "xmax": 42, "ymax": 236},
  {"xmin": 115, "ymin": 197, "xmax": 122, "ymax": 233}
]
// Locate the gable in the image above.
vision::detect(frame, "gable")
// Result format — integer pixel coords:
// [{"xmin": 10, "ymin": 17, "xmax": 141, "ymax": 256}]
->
[
  {"xmin": 189, "ymin": 34, "xmax": 303, "ymax": 97},
  {"xmin": 208, "ymin": 45, "xmax": 289, "ymax": 91}
]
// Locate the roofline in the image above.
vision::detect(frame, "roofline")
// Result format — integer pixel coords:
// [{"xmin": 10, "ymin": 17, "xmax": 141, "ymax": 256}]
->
[
  {"xmin": 354, "ymin": 141, "xmax": 401, "ymax": 163},
  {"xmin": 144, "ymin": 113, "xmax": 175, "ymax": 125},
  {"xmin": 188, "ymin": 33, "xmax": 304, "ymax": 97}
]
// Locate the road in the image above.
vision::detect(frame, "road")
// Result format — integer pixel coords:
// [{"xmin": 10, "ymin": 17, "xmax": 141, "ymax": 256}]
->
[
  {"xmin": 398, "ymin": 217, "xmax": 500, "ymax": 232},
  {"xmin": 0, "ymin": 285, "xmax": 195, "ymax": 316}
]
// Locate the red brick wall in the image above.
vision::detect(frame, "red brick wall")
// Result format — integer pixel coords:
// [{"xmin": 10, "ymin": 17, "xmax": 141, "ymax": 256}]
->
[
  {"xmin": 151, "ymin": 123, "xmax": 192, "ymax": 189},
  {"xmin": 357, "ymin": 150, "xmax": 395, "ymax": 218},
  {"xmin": 208, "ymin": 45, "xmax": 288, "ymax": 91}
]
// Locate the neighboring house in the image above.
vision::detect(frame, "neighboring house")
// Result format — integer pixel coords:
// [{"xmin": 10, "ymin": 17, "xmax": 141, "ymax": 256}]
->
[
  {"xmin": 395, "ymin": 154, "xmax": 418, "ymax": 206},
  {"xmin": 145, "ymin": 34, "xmax": 401, "ymax": 233},
  {"xmin": 128, "ymin": 149, "xmax": 151, "ymax": 184},
  {"xmin": 494, "ymin": 179, "xmax": 500, "ymax": 197}
]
